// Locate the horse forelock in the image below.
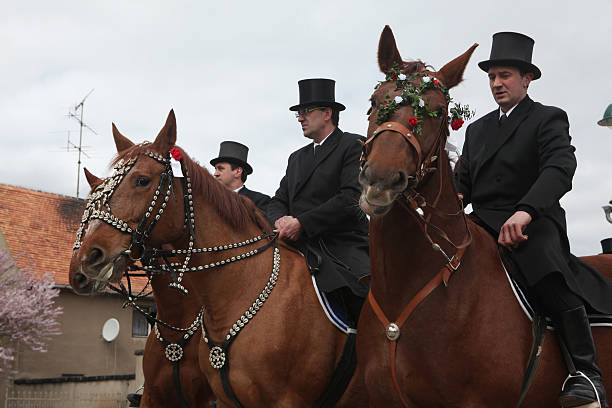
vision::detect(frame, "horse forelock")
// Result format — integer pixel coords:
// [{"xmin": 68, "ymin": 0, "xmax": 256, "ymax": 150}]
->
[
  {"xmin": 400, "ymin": 60, "xmax": 431, "ymax": 76},
  {"xmin": 110, "ymin": 143, "xmax": 267, "ymax": 232}
]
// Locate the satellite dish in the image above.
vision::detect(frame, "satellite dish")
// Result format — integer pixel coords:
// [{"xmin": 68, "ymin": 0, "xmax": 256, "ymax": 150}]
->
[{"xmin": 102, "ymin": 318, "xmax": 120, "ymax": 342}]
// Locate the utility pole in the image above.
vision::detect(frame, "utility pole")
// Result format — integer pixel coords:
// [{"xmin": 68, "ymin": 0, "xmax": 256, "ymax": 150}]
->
[{"xmin": 68, "ymin": 89, "xmax": 97, "ymax": 198}]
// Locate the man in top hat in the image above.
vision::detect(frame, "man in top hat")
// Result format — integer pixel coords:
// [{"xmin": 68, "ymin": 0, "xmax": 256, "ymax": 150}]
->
[
  {"xmin": 455, "ymin": 32, "xmax": 612, "ymax": 407},
  {"xmin": 268, "ymin": 78, "xmax": 370, "ymax": 325},
  {"xmin": 211, "ymin": 141, "xmax": 270, "ymax": 214}
]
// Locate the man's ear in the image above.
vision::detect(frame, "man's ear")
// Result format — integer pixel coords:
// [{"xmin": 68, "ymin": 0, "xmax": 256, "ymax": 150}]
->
[
  {"xmin": 324, "ymin": 108, "xmax": 333, "ymax": 122},
  {"xmin": 523, "ymin": 72, "xmax": 534, "ymax": 88},
  {"xmin": 235, "ymin": 167, "xmax": 243, "ymax": 179}
]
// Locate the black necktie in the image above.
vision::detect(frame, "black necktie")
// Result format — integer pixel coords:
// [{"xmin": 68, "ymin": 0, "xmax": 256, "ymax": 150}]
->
[
  {"xmin": 314, "ymin": 144, "xmax": 320, "ymax": 157},
  {"xmin": 499, "ymin": 113, "xmax": 508, "ymax": 126}
]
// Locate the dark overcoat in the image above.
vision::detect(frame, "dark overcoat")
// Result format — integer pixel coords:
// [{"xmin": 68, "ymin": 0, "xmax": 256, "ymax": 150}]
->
[
  {"xmin": 455, "ymin": 95, "xmax": 612, "ymax": 313},
  {"xmin": 268, "ymin": 127, "xmax": 370, "ymax": 297},
  {"xmin": 239, "ymin": 186, "xmax": 270, "ymax": 215}
]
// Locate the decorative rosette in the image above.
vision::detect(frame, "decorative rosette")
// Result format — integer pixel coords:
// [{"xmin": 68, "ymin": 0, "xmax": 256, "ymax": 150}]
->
[{"xmin": 170, "ymin": 147, "xmax": 183, "ymax": 161}]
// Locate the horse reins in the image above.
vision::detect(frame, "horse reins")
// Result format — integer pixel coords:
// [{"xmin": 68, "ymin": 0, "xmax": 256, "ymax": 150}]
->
[{"xmin": 361, "ymin": 82, "xmax": 472, "ymax": 407}]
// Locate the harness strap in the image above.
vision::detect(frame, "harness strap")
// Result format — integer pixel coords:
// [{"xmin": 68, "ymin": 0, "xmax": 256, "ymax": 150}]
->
[
  {"xmin": 201, "ymin": 325, "xmax": 244, "ymax": 408},
  {"xmin": 367, "ymin": 245, "xmax": 466, "ymax": 407},
  {"xmin": 516, "ymin": 313, "xmax": 547, "ymax": 407},
  {"xmin": 172, "ymin": 361, "xmax": 190, "ymax": 408}
]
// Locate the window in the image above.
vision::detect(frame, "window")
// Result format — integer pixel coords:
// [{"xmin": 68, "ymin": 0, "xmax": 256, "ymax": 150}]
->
[{"xmin": 132, "ymin": 305, "xmax": 155, "ymax": 337}]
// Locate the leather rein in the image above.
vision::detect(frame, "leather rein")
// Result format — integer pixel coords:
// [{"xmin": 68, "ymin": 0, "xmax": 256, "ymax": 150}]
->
[{"xmin": 361, "ymin": 102, "xmax": 472, "ymax": 407}]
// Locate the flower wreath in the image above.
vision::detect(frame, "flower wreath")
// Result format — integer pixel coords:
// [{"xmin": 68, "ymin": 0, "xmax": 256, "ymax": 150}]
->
[{"xmin": 374, "ymin": 64, "xmax": 475, "ymax": 135}]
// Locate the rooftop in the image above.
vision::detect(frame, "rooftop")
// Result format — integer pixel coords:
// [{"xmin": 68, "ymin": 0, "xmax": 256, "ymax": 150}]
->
[{"xmin": 0, "ymin": 183, "xmax": 147, "ymax": 292}]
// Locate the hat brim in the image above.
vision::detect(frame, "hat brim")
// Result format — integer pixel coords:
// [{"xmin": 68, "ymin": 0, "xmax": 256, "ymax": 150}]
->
[
  {"xmin": 598, "ymin": 117, "xmax": 612, "ymax": 127},
  {"xmin": 478, "ymin": 59, "xmax": 541, "ymax": 80},
  {"xmin": 289, "ymin": 101, "xmax": 346, "ymax": 112},
  {"xmin": 210, "ymin": 157, "xmax": 253, "ymax": 175}
]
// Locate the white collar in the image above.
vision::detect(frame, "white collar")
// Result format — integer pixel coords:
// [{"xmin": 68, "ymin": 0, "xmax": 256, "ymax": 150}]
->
[
  {"xmin": 314, "ymin": 129, "xmax": 334, "ymax": 150},
  {"xmin": 234, "ymin": 185, "xmax": 244, "ymax": 193},
  {"xmin": 500, "ymin": 104, "xmax": 518, "ymax": 118}
]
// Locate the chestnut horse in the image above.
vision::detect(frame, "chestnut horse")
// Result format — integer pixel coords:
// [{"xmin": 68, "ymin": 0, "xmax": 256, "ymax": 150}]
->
[
  {"xmin": 77, "ymin": 131, "xmax": 214, "ymax": 408},
  {"xmin": 69, "ymin": 110, "xmax": 367, "ymax": 407},
  {"xmin": 357, "ymin": 25, "xmax": 612, "ymax": 407}
]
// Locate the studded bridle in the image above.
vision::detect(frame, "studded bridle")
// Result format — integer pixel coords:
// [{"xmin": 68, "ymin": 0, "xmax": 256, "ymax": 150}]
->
[{"xmin": 73, "ymin": 144, "xmax": 279, "ymax": 408}]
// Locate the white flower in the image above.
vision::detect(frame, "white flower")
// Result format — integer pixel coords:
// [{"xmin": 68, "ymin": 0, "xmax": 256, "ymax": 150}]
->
[
  {"xmin": 418, "ymin": 99, "xmax": 425, "ymax": 108},
  {"xmin": 394, "ymin": 96, "xmax": 403, "ymax": 104},
  {"xmin": 398, "ymin": 74, "xmax": 406, "ymax": 81},
  {"xmin": 422, "ymin": 76, "xmax": 431, "ymax": 83}
]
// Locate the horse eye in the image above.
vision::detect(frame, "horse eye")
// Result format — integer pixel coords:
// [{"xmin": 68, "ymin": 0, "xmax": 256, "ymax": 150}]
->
[
  {"xmin": 135, "ymin": 176, "xmax": 150, "ymax": 187},
  {"xmin": 371, "ymin": 99, "xmax": 377, "ymax": 108}
]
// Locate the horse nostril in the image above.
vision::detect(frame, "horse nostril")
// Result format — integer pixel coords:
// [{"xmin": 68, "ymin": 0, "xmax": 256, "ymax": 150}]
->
[
  {"xmin": 88, "ymin": 247, "xmax": 105, "ymax": 267},
  {"xmin": 74, "ymin": 272, "xmax": 89, "ymax": 289},
  {"xmin": 389, "ymin": 171, "xmax": 408, "ymax": 192}
]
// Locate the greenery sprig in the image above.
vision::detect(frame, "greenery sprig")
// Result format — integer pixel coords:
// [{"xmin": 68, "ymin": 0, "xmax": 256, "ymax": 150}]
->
[{"xmin": 374, "ymin": 63, "xmax": 474, "ymax": 134}]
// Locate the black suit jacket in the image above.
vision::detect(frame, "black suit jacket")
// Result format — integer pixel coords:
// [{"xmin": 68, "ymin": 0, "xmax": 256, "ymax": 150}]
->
[
  {"xmin": 455, "ymin": 95, "xmax": 576, "ymax": 233},
  {"xmin": 268, "ymin": 128, "xmax": 370, "ymax": 297},
  {"xmin": 455, "ymin": 95, "xmax": 612, "ymax": 313},
  {"xmin": 238, "ymin": 186, "xmax": 270, "ymax": 215}
]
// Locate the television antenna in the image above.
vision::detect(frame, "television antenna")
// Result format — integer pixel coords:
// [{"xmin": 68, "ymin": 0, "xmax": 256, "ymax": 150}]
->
[{"xmin": 67, "ymin": 89, "xmax": 98, "ymax": 198}]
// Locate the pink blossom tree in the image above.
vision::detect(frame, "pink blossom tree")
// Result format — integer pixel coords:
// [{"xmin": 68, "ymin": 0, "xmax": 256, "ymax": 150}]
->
[{"xmin": 0, "ymin": 249, "xmax": 62, "ymax": 372}]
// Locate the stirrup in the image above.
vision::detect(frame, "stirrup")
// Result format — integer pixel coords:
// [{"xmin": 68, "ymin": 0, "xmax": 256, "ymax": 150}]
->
[{"xmin": 561, "ymin": 371, "xmax": 602, "ymax": 408}]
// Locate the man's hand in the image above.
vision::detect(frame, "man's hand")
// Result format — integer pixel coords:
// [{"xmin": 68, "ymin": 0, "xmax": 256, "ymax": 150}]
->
[
  {"xmin": 274, "ymin": 216, "xmax": 303, "ymax": 241},
  {"xmin": 498, "ymin": 210, "xmax": 532, "ymax": 250}
]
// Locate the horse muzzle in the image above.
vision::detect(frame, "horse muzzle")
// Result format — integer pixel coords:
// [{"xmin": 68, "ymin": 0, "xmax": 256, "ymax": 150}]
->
[{"xmin": 72, "ymin": 249, "xmax": 130, "ymax": 294}]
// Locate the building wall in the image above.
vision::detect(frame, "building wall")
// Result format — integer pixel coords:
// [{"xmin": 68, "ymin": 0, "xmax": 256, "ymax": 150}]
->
[{"xmin": 15, "ymin": 289, "xmax": 151, "ymax": 379}]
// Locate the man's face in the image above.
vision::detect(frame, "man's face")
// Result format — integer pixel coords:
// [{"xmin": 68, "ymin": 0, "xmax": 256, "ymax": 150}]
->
[
  {"xmin": 297, "ymin": 107, "xmax": 330, "ymax": 139},
  {"xmin": 488, "ymin": 66, "xmax": 533, "ymax": 112},
  {"xmin": 213, "ymin": 162, "xmax": 240, "ymax": 189}
]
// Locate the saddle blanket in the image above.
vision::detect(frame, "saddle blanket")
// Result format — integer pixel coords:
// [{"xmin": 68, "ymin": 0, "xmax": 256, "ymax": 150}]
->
[
  {"xmin": 504, "ymin": 263, "xmax": 612, "ymax": 329},
  {"xmin": 311, "ymin": 276, "xmax": 356, "ymax": 335}
]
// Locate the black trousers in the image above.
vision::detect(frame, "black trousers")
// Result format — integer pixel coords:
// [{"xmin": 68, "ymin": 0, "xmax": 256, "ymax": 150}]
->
[
  {"xmin": 326, "ymin": 286, "xmax": 366, "ymax": 327},
  {"xmin": 531, "ymin": 273, "xmax": 584, "ymax": 321}
]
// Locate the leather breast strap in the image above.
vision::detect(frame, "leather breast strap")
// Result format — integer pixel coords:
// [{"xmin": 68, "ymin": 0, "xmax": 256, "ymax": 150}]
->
[{"xmin": 367, "ymin": 245, "xmax": 467, "ymax": 407}]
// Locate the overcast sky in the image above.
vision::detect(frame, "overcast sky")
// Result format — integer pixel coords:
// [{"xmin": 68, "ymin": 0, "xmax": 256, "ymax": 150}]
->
[{"xmin": 1, "ymin": 1, "xmax": 611, "ymax": 255}]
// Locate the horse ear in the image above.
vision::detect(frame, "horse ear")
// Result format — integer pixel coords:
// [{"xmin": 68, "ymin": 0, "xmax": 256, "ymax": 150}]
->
[
  {"xmin": 152, "ymin": 109, "xmax": 177, "ymax": 152},
  {"xmin": 378, "ymin": 25, "xmax": 403, "ymax": 73},
  {"xmin": 112, "ymin": 123, "xmax": 134, "ymax": 153},
  {"xmin": 83, "ymin": 167, "xmax": 103, "ymax": 189},
  {"xmin": 435, "ymin": 43, "xmax": 479, "ymax": 89}
]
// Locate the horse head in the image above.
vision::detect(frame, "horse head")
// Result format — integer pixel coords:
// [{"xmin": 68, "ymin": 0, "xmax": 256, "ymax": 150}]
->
[
  {"xmin": 69, "ymin": 110, "xmax": 187, "ymax": 294},
  {"xmin": 359, "ymin": 25, "xmax": 477, "ymax": 216}
]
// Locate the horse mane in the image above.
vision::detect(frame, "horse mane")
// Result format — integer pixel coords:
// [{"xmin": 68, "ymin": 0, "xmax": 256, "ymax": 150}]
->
[{"xmin": 111, "ymin": 143, "xmax": 272, "ymax": 233}]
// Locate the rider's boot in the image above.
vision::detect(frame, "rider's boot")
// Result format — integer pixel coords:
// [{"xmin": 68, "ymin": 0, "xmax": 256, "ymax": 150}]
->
[{"xmin": 557, "ymin": 305, "xmax": 608, "ymax": 408}]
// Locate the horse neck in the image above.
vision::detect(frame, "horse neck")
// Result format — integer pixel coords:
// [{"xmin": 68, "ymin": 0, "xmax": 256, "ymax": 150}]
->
[
  {"xmin": 150, "ymin": 274, "xmax": 201, "ymax": 328},
  {"xmin": 176, "ymin": 198, "xmax": 272, "ymax": 334},
  {"xmin": 370, "ymin": 152, "xmax": 468, "ymax": 311}
]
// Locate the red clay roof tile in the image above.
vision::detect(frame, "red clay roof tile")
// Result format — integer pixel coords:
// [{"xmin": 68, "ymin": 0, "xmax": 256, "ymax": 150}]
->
[{"xmin": 0, "ymin": 183, "xmax": 148, "ymax": 292}]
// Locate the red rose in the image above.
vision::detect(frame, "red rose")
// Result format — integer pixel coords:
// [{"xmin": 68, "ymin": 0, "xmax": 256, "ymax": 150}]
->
[
  {"xmin": 170, "ymin": 147, "xmax": 183, "ymax": 161},
  {"xmin": 451, "ymin": 118, "xmax": 464, "ymax": 130},
  {"xmin": 382, "ymin": 105, "xmax": 388, "ymax": 108},
  {"xmin": 408, "ymin": 116, "xmax": 418, "ymax": 127},
  {"xmin": 433, "ymin": 79, "xmax": 440, "ymax": 86},
  {"xmin": 391, "ymin": 74, "xmax": 397, "ymax": 80}
]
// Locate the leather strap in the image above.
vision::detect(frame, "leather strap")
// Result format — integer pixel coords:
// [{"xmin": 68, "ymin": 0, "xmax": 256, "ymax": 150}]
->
[
  {"xmin": 365, "ymin": 122, "xmax": 423, "ymax": 170},
  {"xmin": 367, "ymin": 245, "xmax": 466, "ymax": 407},
  {"xmin": 172, "ymin": 361, "xmax": 190, "ymax": 408}
]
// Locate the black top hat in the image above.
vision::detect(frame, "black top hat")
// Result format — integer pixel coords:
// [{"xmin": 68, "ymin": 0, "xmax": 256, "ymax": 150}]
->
[
  {"xmin": 289, "ymin": 78, "xmax": 346, "ymax": 111},
  {"xmin": 478, "ymin": 32, "xmax": 541, "ymax": 80},
  {"xmin": 210, "ymin": 141, "xmax": 253, "ymax": 175}
]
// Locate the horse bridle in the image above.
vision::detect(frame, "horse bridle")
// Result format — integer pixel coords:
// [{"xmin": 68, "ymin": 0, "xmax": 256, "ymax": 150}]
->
[
  {"xmin": 361, "ymin": 82, "xmax": 473, "ymax": 408},
  {"xmin": 74, "ymin": 144, "xmax": 279, "ymax": 408}
]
